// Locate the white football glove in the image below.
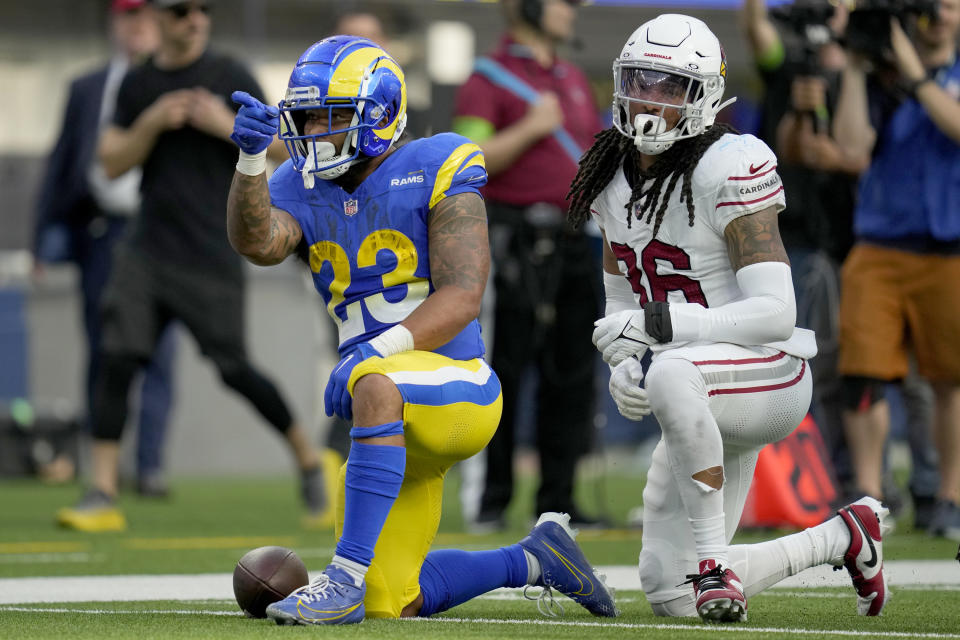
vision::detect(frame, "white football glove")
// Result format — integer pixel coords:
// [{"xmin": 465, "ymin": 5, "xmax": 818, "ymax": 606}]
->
[
  {"xmin": 592, "ymin": 309, "xmax": 655, "ymax": 366},
  {"xmin": 609, "ymin": 356, "xmax": 651, "ymax": 421}
]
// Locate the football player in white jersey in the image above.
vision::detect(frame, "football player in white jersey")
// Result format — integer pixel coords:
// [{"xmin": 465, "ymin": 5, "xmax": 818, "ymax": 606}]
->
[{"xmin": 567, "ymin": 14, "xmax": 890, "ymax": 623}]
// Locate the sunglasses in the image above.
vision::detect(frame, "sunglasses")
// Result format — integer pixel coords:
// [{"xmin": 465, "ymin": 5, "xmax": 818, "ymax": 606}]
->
[{"xmin": 166, "ymin": 2, "xmax": 211, "ymax": 19}]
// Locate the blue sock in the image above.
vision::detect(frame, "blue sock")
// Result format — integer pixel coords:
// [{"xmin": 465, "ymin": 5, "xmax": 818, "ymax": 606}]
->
[
  {"xmin": 334, "ymin": 440, "xmax": 406, "ymax": 567},
  {"xmin": 418, "ymin": 545, "xmax": 528, "ymax": 617}
]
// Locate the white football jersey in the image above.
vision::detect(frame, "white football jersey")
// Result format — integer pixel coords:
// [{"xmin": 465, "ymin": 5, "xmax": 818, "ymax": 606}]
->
[{"xmin": 593, "ymin": 133, "xmax": 814, "ymax": 357}]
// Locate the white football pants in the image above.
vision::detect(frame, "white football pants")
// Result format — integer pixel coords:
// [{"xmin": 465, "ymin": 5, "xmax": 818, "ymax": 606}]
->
[{"xmin": 636, "ymin": 343, "xmax": 842, "ymax": 614}]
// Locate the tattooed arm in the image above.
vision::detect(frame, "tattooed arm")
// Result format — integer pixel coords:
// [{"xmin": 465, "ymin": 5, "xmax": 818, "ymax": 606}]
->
[
  {"xmin": 226, "ymin": 171, "xmax": 302, "ymax": 266},
  {"xmin": 723, "ymin": 205, "xmax": 790, "ymax": 271},
  {"xmin": 655, "ymin": 205, "xmax": 796, "ymax": 345},
  {"xmin": 395, "ymin": 192, "xmax": 490, "ymax": 352}
]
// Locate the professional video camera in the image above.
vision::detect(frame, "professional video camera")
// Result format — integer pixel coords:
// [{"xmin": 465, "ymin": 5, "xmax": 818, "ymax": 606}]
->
[
  {"xmin": 769, "ymin": 0, "xmax": 838, "ymax": 131},
  {"xmin": 770, "ymin": 0, "xmax": 837, "ymax": 76},
  {"xmin": 846, "ymin": 0, "xmax": 940, "ymax": 61}
]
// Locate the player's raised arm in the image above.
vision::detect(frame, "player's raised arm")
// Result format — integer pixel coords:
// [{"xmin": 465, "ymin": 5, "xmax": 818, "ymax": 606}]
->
[
  {"xmin": 226, "ymin": 90, "xmax": 302, "ymax": 266},
  {"xmin": 398, "ymin": 191, "xmax": 490, "ymax": 352}
]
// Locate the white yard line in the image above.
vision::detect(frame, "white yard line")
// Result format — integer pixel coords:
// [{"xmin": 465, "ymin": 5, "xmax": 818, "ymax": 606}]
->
[
  {"xmin": 404, "ymin": 617, "xmax": 960, "ymax": 638},
  {"xmin": 2, "ymin": 607, "xmax": 960, "ymax": 639},
  {"xmin": 0, "ymin": 560, "xmax": 956, "ymax": 605}
]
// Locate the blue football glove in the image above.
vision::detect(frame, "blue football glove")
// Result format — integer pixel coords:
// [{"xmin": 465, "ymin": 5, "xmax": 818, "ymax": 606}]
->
[
  {"xmin": 230, "ymin": 90, "xmax": 279, "ymax": 155},
  {"xmin": 324, "ymin": 342, "xmax": 384, "ymax": 420}
]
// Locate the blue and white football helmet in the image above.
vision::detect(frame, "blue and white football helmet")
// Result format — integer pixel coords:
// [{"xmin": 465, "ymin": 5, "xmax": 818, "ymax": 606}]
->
[{"xmin": 279, "ymin": 36, "xmax": 407, "ymax": 184}]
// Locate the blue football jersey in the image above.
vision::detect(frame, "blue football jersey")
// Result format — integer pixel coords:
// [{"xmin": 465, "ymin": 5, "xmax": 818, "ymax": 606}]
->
[{"xmin": 269, "ymin": 133, "xmax": 488, "ymax": 360}]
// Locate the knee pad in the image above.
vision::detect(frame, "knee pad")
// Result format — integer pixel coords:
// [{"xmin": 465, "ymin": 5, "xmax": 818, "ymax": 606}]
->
[
  {"xmin": 637, "ymin": 548, "xmax": 664, "ymax": 598},
  {"xmin": 639, "ymin": 537, "xmax": 697, "ymax": 611},
  {"xmin": 638, "ymin": 546, "xmax": 693, "ymax": 607},
  {"xmin": 649, "ymin": 596, "xmax": 698, "ymax": 618},
  {"xmin": 640, "ymin": 551, "xmax": 697, "ymax": 618},
  {"xmin": 842, "ymin": 376, "xmax": 886, "ymax": 412},
  {"xmin": 644, "ymin": 358, "xmax": 707, "ymax": 417}
]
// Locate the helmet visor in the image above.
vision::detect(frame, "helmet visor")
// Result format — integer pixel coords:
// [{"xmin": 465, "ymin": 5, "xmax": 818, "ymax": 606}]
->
[{"xmin": 619, "ymin": 68, "xmax": 697, "ymax": 106}]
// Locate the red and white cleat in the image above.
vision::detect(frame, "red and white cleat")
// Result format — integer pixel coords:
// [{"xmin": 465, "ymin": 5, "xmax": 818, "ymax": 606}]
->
[
  {"xmin": 686, "ymin": 559, "xmax": 747, "ymax": 623},
  {"xmin": 835, "ymin": 496, "xmax": 890, "ymax": 616}
]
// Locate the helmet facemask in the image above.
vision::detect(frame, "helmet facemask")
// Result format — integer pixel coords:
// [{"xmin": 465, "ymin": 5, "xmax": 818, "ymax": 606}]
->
[
  {"xmin": 280, "ymin": 87, "xmax": 380, "ymax": 186},
  {"xmin": 613, "ymin": 62, "xmax": 729, "ymax": 155},
  {"xmin": 611, "ymin": 14, "xmax": 736, "ymax": 156}
]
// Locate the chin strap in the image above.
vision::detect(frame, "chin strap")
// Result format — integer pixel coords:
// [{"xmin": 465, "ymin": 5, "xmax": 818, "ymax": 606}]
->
[{"xmin": 712, "ymin": 96, "xmax": 738, "ymax": 121}]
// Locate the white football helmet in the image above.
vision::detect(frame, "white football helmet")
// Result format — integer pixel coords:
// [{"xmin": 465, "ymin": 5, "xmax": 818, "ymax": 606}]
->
[{"xmin": 612, "ymin": 14, "xmax": 736, "ymax": 155}]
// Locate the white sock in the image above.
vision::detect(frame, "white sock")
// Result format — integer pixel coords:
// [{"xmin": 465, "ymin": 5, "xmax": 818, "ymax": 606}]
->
[
  {"xmin": 523, "ymin": 549, "xmax": 542, "ymax": 584},
  {"xmin": 728, "ymin": 515, "xmax": 850, "ymax": 597},
  {"xmin": 690, "ymin": 513, "xmax": 728, "ymax": 566},
  {"xmin": 331, "ymin": 554, "xmax": 368, "ymax": 587}
]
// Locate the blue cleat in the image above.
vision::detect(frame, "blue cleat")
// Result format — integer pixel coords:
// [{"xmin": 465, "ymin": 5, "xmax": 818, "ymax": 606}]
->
[
  {"xmin": 265, "ymin": 564, "xmax": 365, "ymax": 625},
  {"xmin": 518, "ymin": 512, "xmax": 619, "ymax": 617}
]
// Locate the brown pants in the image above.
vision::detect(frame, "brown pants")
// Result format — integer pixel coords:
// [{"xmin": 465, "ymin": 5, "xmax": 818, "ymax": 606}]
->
[{"xmin": 839, "ymin": 243, "xmax": 960, "ymax": 383}]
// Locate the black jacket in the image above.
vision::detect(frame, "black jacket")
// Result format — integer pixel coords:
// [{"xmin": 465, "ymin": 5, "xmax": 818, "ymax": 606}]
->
[{"xmin": 34, "ymin": 66, "xmax": 109, "ymax": 258}]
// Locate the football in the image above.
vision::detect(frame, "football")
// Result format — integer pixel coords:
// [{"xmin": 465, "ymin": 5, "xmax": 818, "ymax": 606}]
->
[{"xmin": 232, "ymin": 545, "xmax": 309, "ymax": 618}]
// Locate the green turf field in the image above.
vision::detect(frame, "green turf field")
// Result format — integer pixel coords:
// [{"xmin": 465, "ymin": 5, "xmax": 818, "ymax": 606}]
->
[{"xmin": 2, "ymin": 468, "xmax": 958, "ymax": 639}]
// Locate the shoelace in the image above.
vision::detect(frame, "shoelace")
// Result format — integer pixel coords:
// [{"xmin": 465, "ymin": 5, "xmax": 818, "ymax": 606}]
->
[
  {"xmin": 523, "ymin": 585, "xmax": 565, "ymax": 618},
  {"xmin": 290, "ymin": 574, "xmax": 345, "ymax": 604},
  {"xmin": 680, "ymin": 565, "xmax": 726, "ymax": 591}
]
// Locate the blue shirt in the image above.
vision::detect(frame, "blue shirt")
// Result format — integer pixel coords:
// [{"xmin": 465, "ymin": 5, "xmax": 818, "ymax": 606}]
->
[
  {"xmin": 269, "ymin": 133, "xmax": 488, "ymax": 360},
  {"xmin": 855, "ymin": 56, "xmax": 960, "ymax": 246}
]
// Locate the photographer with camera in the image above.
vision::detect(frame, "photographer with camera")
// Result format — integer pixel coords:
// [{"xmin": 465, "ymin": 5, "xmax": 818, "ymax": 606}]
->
[
  {"xmin": 741, "ymin": 0, "xmax": 862, "ymax": 492},
  {"xmin": 833, "ymin": 0, "xmax": 960, "ymax": 539}
]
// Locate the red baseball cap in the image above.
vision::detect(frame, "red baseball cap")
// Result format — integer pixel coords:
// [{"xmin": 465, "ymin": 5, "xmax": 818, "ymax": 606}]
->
[{"xmin": 111, "ymin": 0, "xmax": 147, "ymax": 12}]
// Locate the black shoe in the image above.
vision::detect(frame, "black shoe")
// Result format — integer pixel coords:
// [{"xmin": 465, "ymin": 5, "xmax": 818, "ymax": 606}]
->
[
  {"xmin": 928, "ymin": 499, "xmax": 960, "ymax": 541},
  {"xmin": 137, "ymin": 472, "xmax": 170, "ymax": 499},
  {"xmin": 911, "ymin": 493, "xmax": 937, "ymax": 531}
]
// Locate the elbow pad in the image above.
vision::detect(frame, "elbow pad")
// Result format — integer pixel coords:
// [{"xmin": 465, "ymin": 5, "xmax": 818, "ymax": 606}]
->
[{"xmin": 669, "ymin": 261, "xmax": 796, "ymax": 344}]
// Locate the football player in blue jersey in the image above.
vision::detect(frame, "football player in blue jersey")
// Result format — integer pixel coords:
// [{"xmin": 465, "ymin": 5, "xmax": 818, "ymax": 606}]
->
[{"xmin": 225, "ymin": 36, "xmax": 617, "ymax": 625}]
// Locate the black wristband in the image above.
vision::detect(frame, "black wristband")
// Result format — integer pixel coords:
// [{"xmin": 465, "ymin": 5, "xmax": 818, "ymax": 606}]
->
[{"xmin": 644, "ymin": 301, "xmax": 673, "ymax": 343}]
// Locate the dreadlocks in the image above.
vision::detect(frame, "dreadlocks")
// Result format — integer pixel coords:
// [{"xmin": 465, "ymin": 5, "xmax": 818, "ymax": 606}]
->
[{"xmin": 567, "ymin": 123, "xmax": 737, "ymax": 237}]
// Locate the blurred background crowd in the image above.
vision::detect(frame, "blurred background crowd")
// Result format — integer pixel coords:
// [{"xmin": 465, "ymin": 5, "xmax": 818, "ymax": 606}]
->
[{"xmin": 1, "ymin": 0, "xmax": 958, "ymax": 540}]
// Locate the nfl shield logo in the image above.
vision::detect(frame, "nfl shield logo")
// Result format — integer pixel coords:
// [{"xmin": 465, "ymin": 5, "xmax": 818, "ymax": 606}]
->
[{"xmin": 343, "ymin": 199, "xmax": 358, "ymax": 216}]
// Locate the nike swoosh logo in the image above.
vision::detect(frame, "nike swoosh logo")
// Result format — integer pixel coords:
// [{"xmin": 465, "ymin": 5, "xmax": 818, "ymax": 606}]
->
[
  {"xmin": 851, "ymin": 510, "xmax": 878, "ymax": 568},
  {"xmin": 297, "ymin": 600, "xmax": 362, "ymax": 621},
  {"xmin": 543, "ymin": 541, "xmax": 594, "ymax": 596},
  {"xmin": 748, "ymin": 161, "xmax": 769, "ymax": 174}
]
